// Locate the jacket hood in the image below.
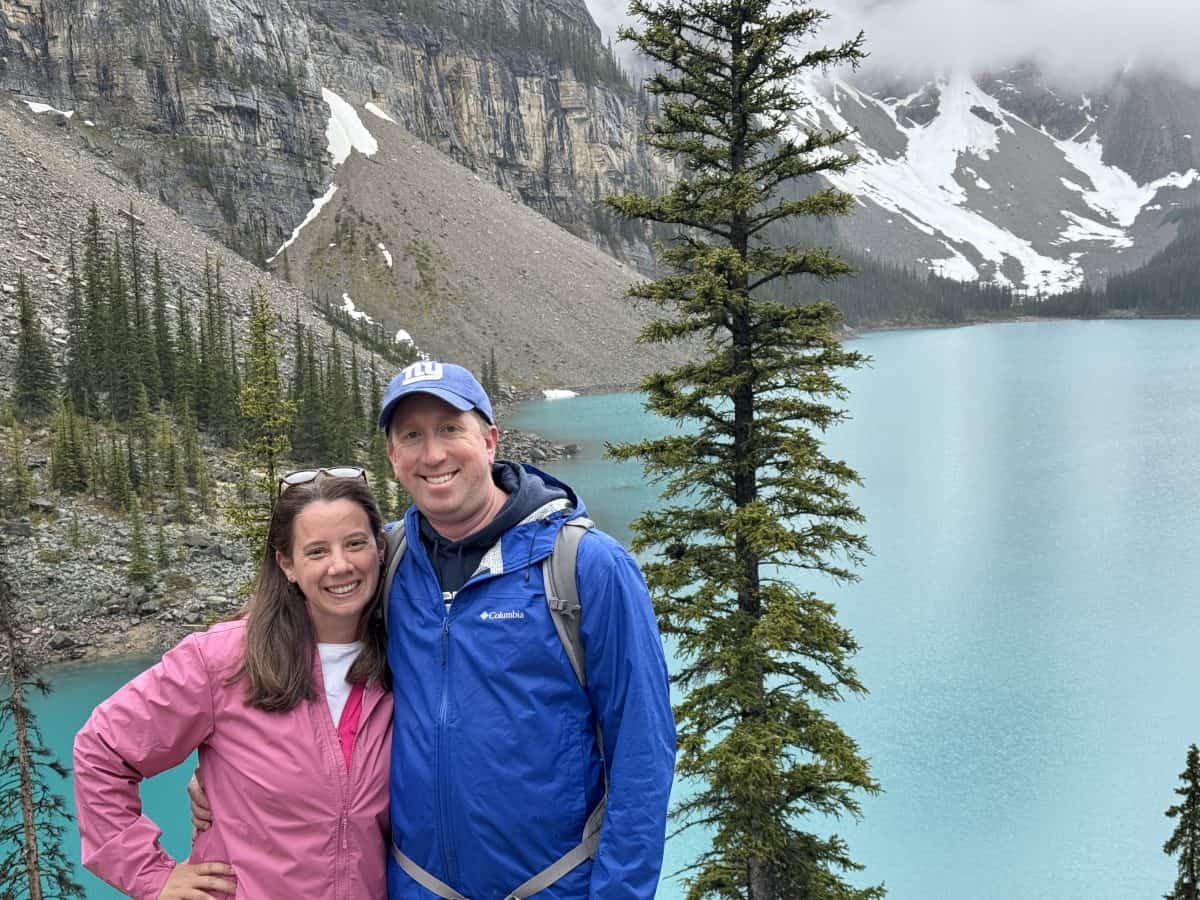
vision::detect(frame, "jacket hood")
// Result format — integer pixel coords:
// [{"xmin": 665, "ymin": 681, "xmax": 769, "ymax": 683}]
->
[{"xmin": 408, "ymin": 463, "xmax": 588, "ymax": 591}]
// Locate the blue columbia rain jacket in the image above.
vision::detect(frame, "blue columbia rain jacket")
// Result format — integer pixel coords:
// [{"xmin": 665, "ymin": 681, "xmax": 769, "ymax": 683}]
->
[{"xmin": 386, "ymin": 467, "xmax": 676, "ymax": 899}]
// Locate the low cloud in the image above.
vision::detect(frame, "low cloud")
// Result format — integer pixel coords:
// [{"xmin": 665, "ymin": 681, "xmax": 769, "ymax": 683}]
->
[{"xmin": 585, "ymin": 0, "xmax": 1200, "ymax": 89}]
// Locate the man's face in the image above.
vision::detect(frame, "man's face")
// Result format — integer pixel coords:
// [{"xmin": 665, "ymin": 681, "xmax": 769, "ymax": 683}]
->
[{"xmin": 386, "ymin": 393, "xmax": 502, "ymax": 539}]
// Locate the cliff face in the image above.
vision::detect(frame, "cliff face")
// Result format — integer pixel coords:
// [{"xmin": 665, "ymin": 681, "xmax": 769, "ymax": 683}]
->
[{"xmin": 0, "ymin": 0, "xmax": 664, "ymax": 265}]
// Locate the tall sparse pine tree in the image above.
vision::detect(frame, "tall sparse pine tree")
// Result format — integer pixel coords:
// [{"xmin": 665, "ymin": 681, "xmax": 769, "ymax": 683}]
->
[
  {"xmin": 3, "ymin": 423, "xmax": 36, "ymax": 516},
  {"xmin": 63, "ymin": 243, "xmax": 92, "ymax": 415},
  {"xmin": 174, "ymin": 289, "xmax": 198, "ymax": 416},
  {"xmin": 367, "ymin": 365, "xmax": 395, "ymax": 521},
  {"xmin": 0, "ymin": 552, "xmax": 85, "ymax": 900},
  {"xmin": 291, "ymin": 327, "xmax": 326, "ymax": 464},
  {"xmin": 151, "ymin": 254, "xmax": 176, "ymax": 402},
  {"xmin": 607, "ymin": 3, "xmax": 878, "ymax": 897},
  {"xmin": 14, "ymin": 274, "xmax": 57, "ymax": 420},
  {"xmin": 105, "ymin": 238, "xmax": 137, "ymax": 420},
  {"xmin": 81, "ymin": 205, "xmax": 109, "ymax": 417},
  {"xmin": 227, "ymin": 291, "xmax": 294, "ymax": 553},
  {"xmin": 323, "ymin": 336, "xmax": 355, "ymax": 464},
  {"xmin": 1165, "ymin": 744, "xmax": 1200, "ymax": 900},
  {"xmin": 127, "ymin": 494, "xmax": 154, "ymax": 584},
  {"xmin": 127, "ymin": 207, "xmax": 162, "ymax": 403}
]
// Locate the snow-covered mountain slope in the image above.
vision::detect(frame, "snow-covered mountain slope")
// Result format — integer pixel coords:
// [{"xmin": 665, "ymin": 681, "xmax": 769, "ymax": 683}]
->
[{"xmin": 792, "ymin": 65, "xmax": 1200, "ymax": 294}]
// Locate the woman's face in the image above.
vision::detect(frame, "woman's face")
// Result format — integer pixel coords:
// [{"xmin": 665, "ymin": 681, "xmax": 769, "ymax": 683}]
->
[{"xmin": 276, "ymin": 498, "xmax": 384, "ymax": 643}]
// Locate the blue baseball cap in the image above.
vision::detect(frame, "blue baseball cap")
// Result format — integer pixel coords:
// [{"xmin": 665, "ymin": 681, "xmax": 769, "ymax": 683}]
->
[{"xmin": 377, "ymin": 361, "xmax": 495, "ymax": 431}]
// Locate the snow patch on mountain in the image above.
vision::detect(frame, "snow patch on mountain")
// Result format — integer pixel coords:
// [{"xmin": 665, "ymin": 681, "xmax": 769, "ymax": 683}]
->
[
  {"xmin": 1054, "ymin": 211, "xmax": 1132, "ymax": 247},
  {"xmin": 267, "ymin": 184, "xmax": 338, "ymax": 263},
  {"xmin": 340, "ymin": 293, "xmax": 373, "ymax": 323},
  {"xmin": 322, "ymin": 88, "xmax": 378, "ymax": 165},
  {"xmin": 1054, "ymin": 134, "xmax": 1198, "ymax": 227},
  {"xmin": 364, "ymin": 102, "xmax": 397, "ymax": 124},
  {"xmin": 23, "ymin": 101, "xmax": 74, "ymax": 119}
]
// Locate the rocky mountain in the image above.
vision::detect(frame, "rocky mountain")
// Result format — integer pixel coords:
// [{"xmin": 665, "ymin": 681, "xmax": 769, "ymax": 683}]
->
[
  {"xmin": 0, "ymin": 91, "xmax": 681, "ymax": 390},
  {"xmin": 796, "ymin": 63, "xmax": 1200, "ymax": 295},
  {"xmin": 0, "ymin": 0, "xmax": 666, "ymax": 266}
]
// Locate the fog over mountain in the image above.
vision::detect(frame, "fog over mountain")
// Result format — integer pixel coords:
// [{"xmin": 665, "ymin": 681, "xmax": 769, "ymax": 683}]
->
[
  {"xmin": 585, "ymin": 0, "xmax": 1200, "ymax": 89},
  {"xmin": 580, "ymin": 0, "xmax": 1200, "ymax": 294},
  {"xmin": 821, "ymin": 0, "xmax": 1200, "ymax": 89}
]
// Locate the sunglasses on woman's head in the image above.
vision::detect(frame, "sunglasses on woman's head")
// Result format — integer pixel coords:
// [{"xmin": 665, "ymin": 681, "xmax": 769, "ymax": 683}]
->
[{"xmin": 278, "ymin": 466, "xmax": 368, "ymax": 493}]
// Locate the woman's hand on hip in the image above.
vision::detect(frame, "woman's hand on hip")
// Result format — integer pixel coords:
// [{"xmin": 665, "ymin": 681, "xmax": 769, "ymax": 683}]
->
[{"xmin": 156, "ymin": 861, "xmax": 236, "ymax": 899}]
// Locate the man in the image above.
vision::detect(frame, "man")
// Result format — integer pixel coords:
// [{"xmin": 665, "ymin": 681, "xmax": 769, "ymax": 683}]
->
[{"xmin": 378, "ymin": 360, "xmax": 675, "ymax": 899}]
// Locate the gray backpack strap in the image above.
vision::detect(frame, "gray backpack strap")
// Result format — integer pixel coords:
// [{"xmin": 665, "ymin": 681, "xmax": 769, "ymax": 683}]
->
[
  {"xmin": 512, "ymin": 516, "xmax": 608, "ymax": 899},
  {"xmin": 391, "ymin": 843, "xmax": 468, "ymax": 899},
  {"xmin": 378, "ymin": 521, "xmax": 407, "ymax": 633},
  {"xmin": 503, "ymin": 799, "xmax": 606, "ymax": 899},
  {"xmin": 542, "ymin": 516, "xmax": 593, "ymax": 688}
]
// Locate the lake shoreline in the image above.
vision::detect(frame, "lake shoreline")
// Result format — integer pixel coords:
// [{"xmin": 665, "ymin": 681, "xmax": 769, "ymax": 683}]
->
[{"xmin": 30, "ymin": 311, "xmax": 1200, "ymax": 674}]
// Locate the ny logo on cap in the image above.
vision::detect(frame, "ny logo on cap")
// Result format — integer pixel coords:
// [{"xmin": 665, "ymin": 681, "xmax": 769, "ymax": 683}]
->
[{"xmin": 401, "ymin": 361, "xmax": 444, "ymax": 385}]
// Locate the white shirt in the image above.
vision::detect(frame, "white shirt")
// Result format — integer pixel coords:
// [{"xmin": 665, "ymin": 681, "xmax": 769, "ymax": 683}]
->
[{"xmin": 317, "ymin": 641, "xmax": 363, "ymax": 724}]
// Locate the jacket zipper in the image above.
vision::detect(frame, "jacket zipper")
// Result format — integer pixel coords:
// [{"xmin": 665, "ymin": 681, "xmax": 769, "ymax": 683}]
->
[
  {"xmin": 428, "ymin": 544, "xmax": 544, "ymax": 890},
  {"xmin": 313, "ymin": 657, "xmax": 355, "ymax": 900},
  {"xmin": 436, "ymin": 612, "xmax": 456, "ymax": 883}
]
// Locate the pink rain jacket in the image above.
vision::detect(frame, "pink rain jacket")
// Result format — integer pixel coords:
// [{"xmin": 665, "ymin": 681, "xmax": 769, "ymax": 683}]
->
[{"xmin": 73, "ymin": 620, "xmax": 392, "ymax": 899}]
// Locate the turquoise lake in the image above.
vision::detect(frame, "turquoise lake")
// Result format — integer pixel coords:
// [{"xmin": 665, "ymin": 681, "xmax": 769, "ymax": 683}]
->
[{"xmin": 24, "ymin": 319, "xmax": 1200, "ymax": 898}]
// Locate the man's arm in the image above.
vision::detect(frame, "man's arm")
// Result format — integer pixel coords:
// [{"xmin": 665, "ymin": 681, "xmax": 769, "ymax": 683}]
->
[{"xmin": 576, "ymin": 532, "xmax": 677, "ymax": 899}]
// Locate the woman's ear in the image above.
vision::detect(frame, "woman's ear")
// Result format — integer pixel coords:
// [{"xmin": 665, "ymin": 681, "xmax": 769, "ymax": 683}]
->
[
  {"xmin": 377, "ymin": 532, "xmax": 387, "ymax": 565},
  {"xmin": 276, "ymin": 549, "xmax": 296, "ymax": 583}
]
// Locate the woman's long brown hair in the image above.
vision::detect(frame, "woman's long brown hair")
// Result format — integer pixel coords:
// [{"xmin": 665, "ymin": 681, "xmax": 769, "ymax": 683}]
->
[{"xmin": 232, "ymin": 475, "xmax": 388, "ymax": 711}]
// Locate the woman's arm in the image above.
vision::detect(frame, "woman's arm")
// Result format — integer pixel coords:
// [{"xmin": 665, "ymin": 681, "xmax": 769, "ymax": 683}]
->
[{"xmin": 73, "ymin": 634, "xmax": 227, "ymax": 899}]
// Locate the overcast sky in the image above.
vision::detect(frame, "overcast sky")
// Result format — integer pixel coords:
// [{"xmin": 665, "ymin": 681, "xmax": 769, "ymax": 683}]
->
[{"xmin": 585, "ymin": 0, "xmax": 1200, "ymax": 88}]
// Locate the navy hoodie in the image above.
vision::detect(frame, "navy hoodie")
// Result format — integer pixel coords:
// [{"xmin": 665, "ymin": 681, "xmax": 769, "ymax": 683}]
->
[{"xmin": 417, "ymin": 460, "xmax": 568, "ymax": 597}]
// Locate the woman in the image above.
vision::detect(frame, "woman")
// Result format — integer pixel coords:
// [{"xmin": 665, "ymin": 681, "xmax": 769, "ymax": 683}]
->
[{"xmin": 74, "ymin": 468, "xmax": 392, "ymax": 899}]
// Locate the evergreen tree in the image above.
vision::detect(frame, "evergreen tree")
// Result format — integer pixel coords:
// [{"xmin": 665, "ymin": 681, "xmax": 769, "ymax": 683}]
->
[
  {"xmin": 228, "ymin": 319, "xmax": 242, "ymax": 419},
  {"xmin": 367, "ymin": 365, "xmax": 395, "ymax": 521},
  {"xmin": 126, "ymin": 494, "xmax": 153, "ymax": 583},
  {"xmin": 178, "ymin": 401, "xmax": 210, "ymax": 514},
  {"xmin": 173, "ymin": 289, "xmax": 198, "ymax": 416},
  {"xmin": 323, "ymin": 336, "xmax": 355, "ymax": 464},
  {"xmin": 1165, "ymin": 743, "xmax": 1200, "ymax": 900},
  {"xmin": 103, "ymin": 435, "xmax": 133, "ymax": 511},
  {"xmin": 155, "ymin": 522, "xmax": 170, "ymax": 571},
  {"xmin": 80, "ymin": 418, "xmax": 101, "ymax": 501},
  {"xmin": 105, "ymin": 239, "xmax": 139, "ymax": 420},
  {"xmin": 81, "ymin": 205, "xmax": 109, "ymax": 417},
  {"xmin": 132, "ymin": 385, "xmax": 156, "ymax": 496},
  {"xmin": 68, "ymin": 512, "xmax": 84, "ymax": 551},
  {"xmin": 126, "ymin": 207, "xmax": 162, "ymax": 403},
  {"xmin": 607, "ymin": 3, "xmax": 878, "ymax": 898},
  {"xmin": 14, "ymin": 274, "xmax": 57, "ymax": 420},
  {"xmin": 291, "ymin": 326, "xmax": 326, "ymax": 463},
  {"xmin": 49, "ymin": 401, "xmax": 88, "ymax": 495},
  {"xmin": 3, "ymin": 424, "xmax": 36, "ymax": 516},
  {"xmin": 62, "ymin": 243, "xmax": 92, "ymax": 415},
  {"xmin": 155, "ymin": 402, "xmax": 190, "ymax": 522},
  {"xmin": 151, "ymin": 254, "xmax": 176, "ymax": 403},
  {"xmin": 0, "ymin": 552, "xmax": 86, "ymax": 900},
  {"xmin": 349, "ymin": 343, "xmax": 365, "ymax": 427},
  {"xmin": 227, "ymin": 290, "xmax": 295, "ymax": 552}
]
